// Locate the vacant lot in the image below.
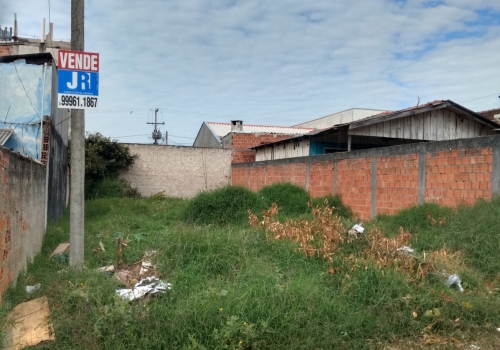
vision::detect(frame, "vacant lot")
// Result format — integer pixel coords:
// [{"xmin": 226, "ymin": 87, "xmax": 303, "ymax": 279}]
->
[{"xmin": 1, "ymin": 185, "xmax": 499, "ymax": 349}]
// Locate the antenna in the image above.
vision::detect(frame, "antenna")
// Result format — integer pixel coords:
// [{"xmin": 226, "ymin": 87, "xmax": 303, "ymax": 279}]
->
[{"xmin": 147, "ymin": 108, "xmax": 165, "ymax": 145}]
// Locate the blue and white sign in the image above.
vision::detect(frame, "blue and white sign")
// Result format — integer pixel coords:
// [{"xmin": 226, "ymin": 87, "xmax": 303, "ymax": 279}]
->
[{"xmin": 57, "ymin": 50, "xmax": 99, "ymax": 109}]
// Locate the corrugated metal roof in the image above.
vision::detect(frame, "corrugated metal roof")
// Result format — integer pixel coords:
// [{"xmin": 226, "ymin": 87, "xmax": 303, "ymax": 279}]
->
[
  {"xmin": 205, "ymin": 122, "xmax": 314, "ymax": 138},
  {"xmin": 0, "ymin": 128, "xmax": 14, "ymax": 146}
]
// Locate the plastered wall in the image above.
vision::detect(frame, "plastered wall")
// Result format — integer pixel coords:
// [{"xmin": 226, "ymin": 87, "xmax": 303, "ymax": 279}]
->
[{"xmin": 120, "ymin": 144, "xmax": 232, "ymax": 198}]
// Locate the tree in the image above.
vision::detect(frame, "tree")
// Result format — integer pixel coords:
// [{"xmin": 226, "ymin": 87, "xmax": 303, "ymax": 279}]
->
[{"xmin": 69, "ymin": 132, "xmax": 137, "ymax": 198}]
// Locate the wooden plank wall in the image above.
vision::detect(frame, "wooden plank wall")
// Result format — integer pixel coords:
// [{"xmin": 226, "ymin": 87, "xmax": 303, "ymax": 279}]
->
[{"xmin": 349, "ymin": 109, "xmax": 496, "ymax": 141}]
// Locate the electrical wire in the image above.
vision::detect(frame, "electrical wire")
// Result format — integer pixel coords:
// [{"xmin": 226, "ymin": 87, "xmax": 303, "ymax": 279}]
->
[{"xmin": 462, "ymin": 92, "xmax": 500, "ymax": 103}]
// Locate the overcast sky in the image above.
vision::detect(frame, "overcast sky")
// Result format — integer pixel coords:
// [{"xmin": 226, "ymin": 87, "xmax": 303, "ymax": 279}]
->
[{"xmin": 2, "ymin": 0, "xmax": 500, "ymax": 145}]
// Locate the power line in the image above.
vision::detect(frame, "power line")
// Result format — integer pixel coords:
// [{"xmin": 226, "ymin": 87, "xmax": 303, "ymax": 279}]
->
[{"xmin": 462, "ymin": 92, "xmax": 500, "ymax": 103}]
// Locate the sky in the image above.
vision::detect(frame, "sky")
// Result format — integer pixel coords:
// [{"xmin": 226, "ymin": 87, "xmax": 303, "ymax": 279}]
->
[{"xmin": 2, "ymin": 0, "xmax": 500, "ymax": 145}]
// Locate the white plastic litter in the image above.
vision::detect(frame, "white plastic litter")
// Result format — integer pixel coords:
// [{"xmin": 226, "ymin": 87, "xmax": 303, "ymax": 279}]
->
[
  {"xmin": 397, "ymin": 246, "xmax": 415, "ymax": 254},
  {"xmin": 446, "ymin": 274, "xmax": 464, "ymax": 292},
  {"xmin": 469, "ymin": 345, "xmax": 480, "ymax": 350},
  {"xmin": 25, "ymin": 283, "xmax": 41, "ymax": 294},
  {"xmin": 116, "ymin": 276, "xmax": 171, "ymax": 301},
  {"xmin": 351, "ymin": 224, "xmax": 364, "ymax": 233}
]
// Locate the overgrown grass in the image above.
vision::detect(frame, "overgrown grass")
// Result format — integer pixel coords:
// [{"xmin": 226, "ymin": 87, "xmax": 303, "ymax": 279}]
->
[
  {"xmin": 182, "ymin": 186, "xmax": 259, "ymax": 226},
  {"xmin": 1, "ymin": 193, "xmax": 500, "ymax": 349},
  {"xmin": 257, "ymin": 182, "xmax": 311, "ymax": 217},
  {"xmin": 86, "ymin": 178, "xmax": 140, "ymax": 200}
]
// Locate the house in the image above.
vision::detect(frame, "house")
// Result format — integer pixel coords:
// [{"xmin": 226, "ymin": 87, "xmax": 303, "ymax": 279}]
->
[
  {"xmin": 293, "ymin": 108, "xmax": 386, "ymax": 129},
  {"xmin": 0, "ymin": 15, "xmax": 70, "ymax": 58},
  {"xmin": 477, "ymin": 108, "xmax": 500, "ymax": 124},
  {"xmin": 193, "ymin": 120, "xmax": 314, "ymax": 163},
  {"xmin": 0, "ymin": 52, "xmax": 70, "ymax": 221},
  {"xmin": 251, "ymin": 100, "xmax": 499, "ymax": 161}
]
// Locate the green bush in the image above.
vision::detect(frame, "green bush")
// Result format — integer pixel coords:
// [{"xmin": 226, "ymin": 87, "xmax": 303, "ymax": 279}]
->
[
  {"xmin": 310, "ymin": 194, "xmax": 353, "ymax": 219},
  {"xmin": 258, "ymin": 183, "xmax": 310, "ymax": 216},
  {"xmin": 183, "ymin": 186, "xmax": 260, "ymax": 226},
  {"xmin": 86, "ymin": 178, "xmax": 140, "ymax": 200}
]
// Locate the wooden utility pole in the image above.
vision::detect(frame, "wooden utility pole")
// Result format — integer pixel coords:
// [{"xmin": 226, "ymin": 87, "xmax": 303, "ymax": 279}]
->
[{"xmin": 70, "ymin": 0, "xmax": 85, "ymax": 269}]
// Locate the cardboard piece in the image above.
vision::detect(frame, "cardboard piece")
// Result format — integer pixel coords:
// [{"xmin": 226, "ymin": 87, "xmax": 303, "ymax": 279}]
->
[
  {"xmin": 50, "ymin": 242, "xmax": 70, "ymax": 258},
  {"xmin": 3, "ymin": 296, "xmax": 55, "ymax": 350}
]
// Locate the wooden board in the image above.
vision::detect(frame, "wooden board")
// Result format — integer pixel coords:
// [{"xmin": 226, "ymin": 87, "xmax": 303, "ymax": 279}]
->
[{"xmin": 3, "ymin": 296, "xmax": 55, "ymax": 350}]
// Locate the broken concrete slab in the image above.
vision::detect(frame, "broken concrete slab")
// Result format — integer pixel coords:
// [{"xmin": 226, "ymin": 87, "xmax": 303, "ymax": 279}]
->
[{"xmin": 2, "ymin": 296, "xmax": 55, "ymax": 350}]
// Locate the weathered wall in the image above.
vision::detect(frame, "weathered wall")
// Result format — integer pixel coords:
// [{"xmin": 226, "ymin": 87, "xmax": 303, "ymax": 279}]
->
[
  {"xmin": 120, "ymin": 144, "xmax": 232, "ymax": 198},
  {"xmin": 0, "ymin": 148, "xmax": 46, "ymax": 302},
  {"xmin": 46, "ymin": 60, "xmax": 69, "ymax": 222},
  {"xmin": 232, "ymin": 135, "xmax": 500, "ymax": 220}
]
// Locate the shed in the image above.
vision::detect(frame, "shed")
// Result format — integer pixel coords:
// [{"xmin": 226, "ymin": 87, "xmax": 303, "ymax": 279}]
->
[{"xmin": 252, "ymin": 100, "xmax": 499, "ymax": 161}]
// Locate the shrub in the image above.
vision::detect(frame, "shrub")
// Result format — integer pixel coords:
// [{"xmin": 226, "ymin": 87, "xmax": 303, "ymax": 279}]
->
[
  {"xmin": 310, "ymin": 194, "xmax": 353, "ymax": 219},
  {"xmin": 183, "ymin": 186, "xmax": 260, "ymax": 226},
  {"xmin": 258, "ymin": 183, "xmax": 310, "ymax": 216},
  {"xmin": 69, "ymin": 132, "xmax": 137, "ymax": 199},
  {"xmin": 86, "ymin": 178, "xmax": 140, "ymax": 200}
]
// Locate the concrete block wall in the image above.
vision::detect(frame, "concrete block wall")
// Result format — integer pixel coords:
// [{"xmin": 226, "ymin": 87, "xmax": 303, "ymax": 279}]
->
[
  {"xmin": 232, "ymin": 135, "xmax": 500, "ymax": 220},
  {"xmin": 0, "ymin": 148, "xmax": 46, "ymax": 302},
  {"xmin": 120, "ymin": 144, "xmax": 232, "ymax": 198}
]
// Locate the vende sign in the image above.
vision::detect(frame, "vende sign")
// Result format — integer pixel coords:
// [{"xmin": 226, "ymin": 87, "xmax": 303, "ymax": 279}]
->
[
  {"xmin": 57, "ymin": 50, "xmax": 99, "ymax": 109},
  {"xmin": 58, "ymin": 50, "xmax": 99, "ymax": 72}
]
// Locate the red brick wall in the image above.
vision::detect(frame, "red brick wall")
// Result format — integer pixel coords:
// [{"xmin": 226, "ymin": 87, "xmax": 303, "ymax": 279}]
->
[
  {"xmin": 284, "ymin": 163, "xmax": 307, "ymax": 188},
  {"xmin": 232, "ymin": 150, "xmax": 256, "ymax": 164},
  {"xmin": 376, "ymin": 154, "xmax": 419, "ymax": 215},
  {"xmin": 232, "ymin": 137, "xmax": 500, "ymax": 220},
  {"xmin": 267, "ymin": 164, "xmax": 286, "ymax": 184},
  {"xmin": 0, "ymin": 45, "xmax": 12, "ymax": 56},
  {"xmin": 308, "ymin": 162, "xmax": 334, "ymax": 197},
  {"xmin": 336, "ymin": 158, "xmax": 372, "ymax": 219},
  {"xmin": 231, "ymin": 133, "xmax": 293, "ymax": 150},
  {"xmin": 425, "ymin": 148, "xmax": 492, "ymax": 206},
  {"xmin": 249, "ymin": 166, "xmax": 266, "ymax": 191},
  {"xmin": 232, "ymin": 167, "xmax": 248, "ymax": 187}
]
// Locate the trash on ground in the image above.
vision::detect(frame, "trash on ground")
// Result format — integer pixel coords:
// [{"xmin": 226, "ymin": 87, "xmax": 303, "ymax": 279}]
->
[
  {"xmin": 96, "ymin": 265, "xmax": 115, "ymax": 273},
  {"xmin": 116, "ymin": 276, "xmax": 171, "ymax": 301},
  {"xmin": 469, "ymin": 345, "xmax": 480, "ymax": 350},
  {"xmin": 348, "ymin": 224, "xmax": 364, "ymax": 238},
  {"xmin": 114, "ymin": 269, "xmax": 135, "ymax": 286},
  {"xmin": 99, "ymin": 241, "xmax": 106, "ymax": 252},
  {"xmin": 397, "ymin": 245, "xmax": 415, "ymax": 255},
  {"xmin": 446, "ymin": 274, "xmax": 464, "ymax": 292},
  {"xmin": 25, "ymin": 283, "xmax": 41, "ymax": 294},
  {"xmin": 139, "ymin": 250, "xmax": 157, "ymax": 276},
  {"xmin": 3, "ymin": 296, "xmax": 55, "ymax": 350},
  {"xmin": 50, "ymin": 242, "xmax": 70, "ymax": 258}
]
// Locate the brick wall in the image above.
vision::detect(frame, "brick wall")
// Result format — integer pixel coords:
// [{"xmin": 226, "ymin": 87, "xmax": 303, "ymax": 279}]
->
[
  {"xmin": 230, "ymin": 133, "xmax": 296, "ymax": 164},
  {"xmin": 231, "ymin": 133, "xmax": 293, "ymax": 149},
  {"xmin": 425, "ymin": 148, "xmax": 492, "ymax": 206},
  {"xmin": 232, "ymin": 135, "xmax": 500, "ymax": 220},
  {"xmin": 0, "ymin": 45, "xmax": 12, "ymax": 56},
  {"xmin": 376, "ymin": 154, "xmax": 419, "ymax": 215},
  {"xmin": 120, "ymin": 144, "xmax": 232, "ymax": 198},
  {"xmin": 337, "ymin": 158, "xmax": 372, "ymax": 219},
  {"xmin": 232, "ymin": 150, "xmax": 256, "ymax": 164},
  {"xmin": 0, "ymin": 147, "xmax": 47, "ymax": 303}
]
